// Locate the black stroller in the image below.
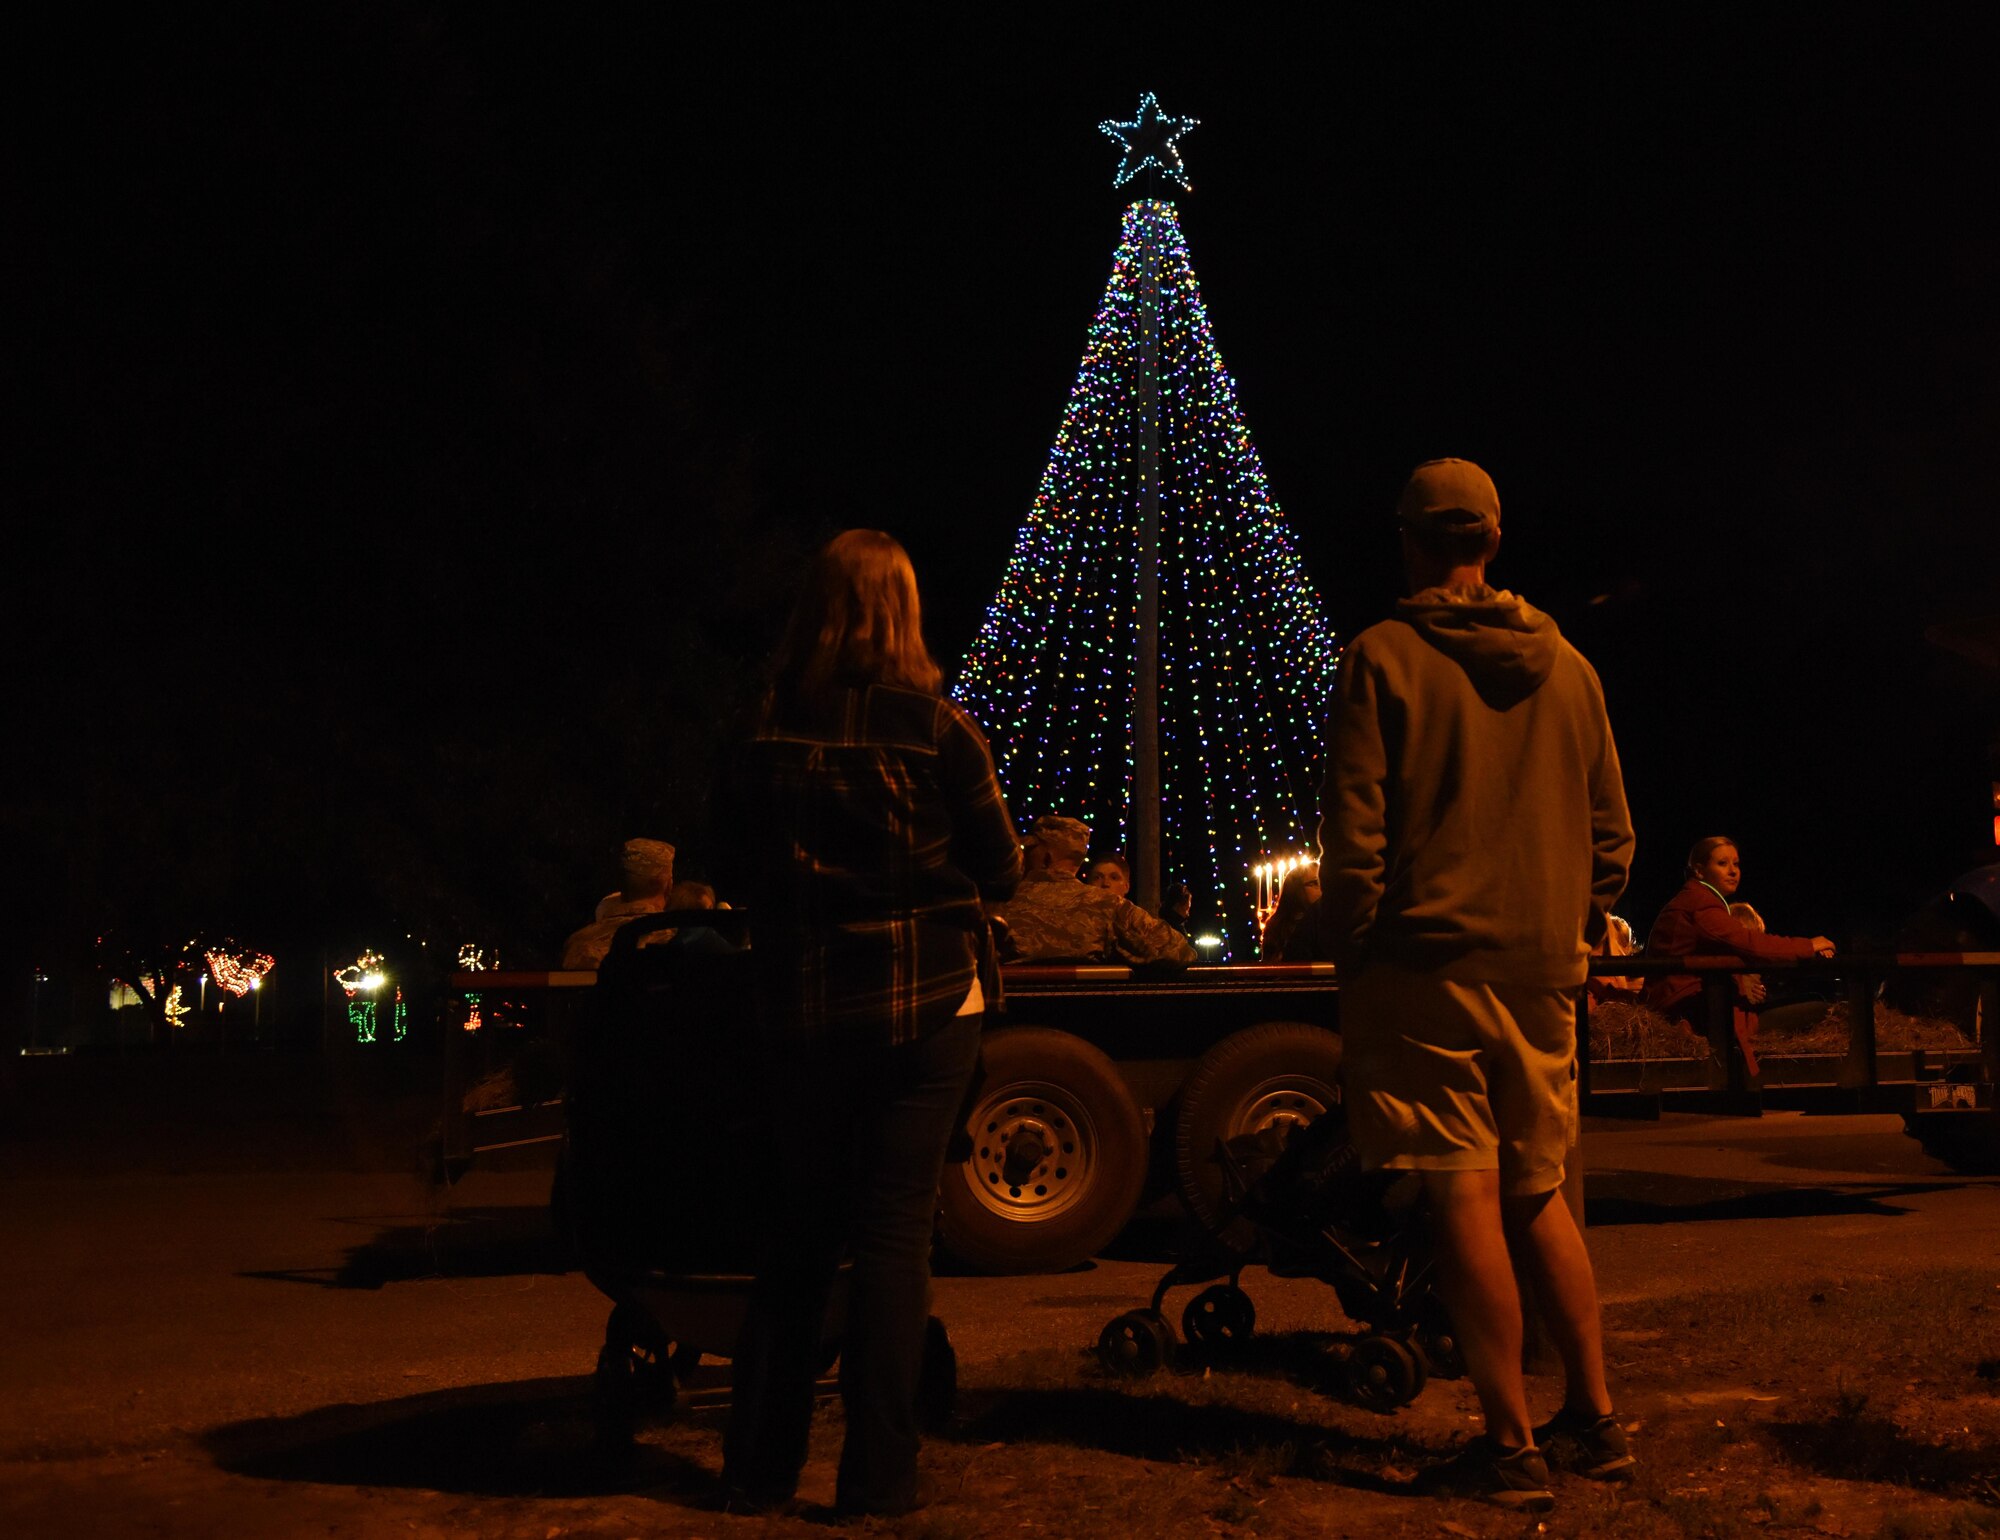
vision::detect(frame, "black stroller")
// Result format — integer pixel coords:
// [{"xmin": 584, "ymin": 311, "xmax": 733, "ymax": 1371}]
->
[
  {"xmin": 563, "ymin": 913, "xmax": 955, "ymax": 1442},
  {"xmin": 1095, "ymin": 1099, "xmax": 1462, "ymax": 1411}
]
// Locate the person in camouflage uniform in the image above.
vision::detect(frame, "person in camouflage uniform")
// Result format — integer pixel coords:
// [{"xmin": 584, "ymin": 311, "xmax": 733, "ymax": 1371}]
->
[{"xmin": 996, "ymin": 816, "xmax": 1197, "ymax": 966}]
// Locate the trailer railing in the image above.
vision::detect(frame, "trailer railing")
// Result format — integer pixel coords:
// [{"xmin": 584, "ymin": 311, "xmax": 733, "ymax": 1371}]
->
[
  {"xmin": 433, "ymin": 938, "xmax": 2000, "ymax": 1173},
  {"xmin": 1580, "ymin": 952, "xmax": 2000, "ymax": 1117}
]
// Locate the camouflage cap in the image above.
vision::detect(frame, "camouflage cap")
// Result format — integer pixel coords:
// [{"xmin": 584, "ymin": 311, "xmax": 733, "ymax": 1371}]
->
[
  {"xmin": 1029, "ymin": 815, "xmax": 1091, "ymax": 864},
  {"xmin": 620, "ymin": 838, "xmax": 676, "ymax": 885}
]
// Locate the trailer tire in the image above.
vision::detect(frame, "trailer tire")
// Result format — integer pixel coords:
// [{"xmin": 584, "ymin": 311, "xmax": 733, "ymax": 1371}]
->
[
  {"xmin": 938, "ymin": 1027, "xmax": 1148, "ymax": 1275},
  {"xmin": 1174, "ymin": 1021, "xmax": 1344, "ymax": 1252}
]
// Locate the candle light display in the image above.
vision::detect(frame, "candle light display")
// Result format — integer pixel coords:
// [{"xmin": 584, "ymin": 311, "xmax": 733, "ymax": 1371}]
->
[
  {"xmin": 1252, "ymin": 853, "xmax": 1313, "ymax": 937},
  {"xmin": 955, "ymin": 197, "xmax": 1340, "ymax": 954}
]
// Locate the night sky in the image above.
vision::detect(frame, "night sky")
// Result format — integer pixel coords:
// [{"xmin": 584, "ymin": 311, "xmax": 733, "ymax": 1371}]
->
[{"xmin": 17, "ymin": 7, "xmax": 2000, "ymax": 990}]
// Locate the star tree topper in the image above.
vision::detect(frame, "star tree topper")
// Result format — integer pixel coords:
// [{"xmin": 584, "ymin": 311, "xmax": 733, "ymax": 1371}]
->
[{"xmin": 1098, "ymin": 91, "xmax": 1199, "ymax": 191}]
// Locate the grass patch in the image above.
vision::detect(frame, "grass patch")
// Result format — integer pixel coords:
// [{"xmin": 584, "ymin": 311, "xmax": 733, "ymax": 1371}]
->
[
  {"xmin": 1878, "ymin": 1509, "xmax": 2000, "ymax": 1539},
  {"xmin": 930, "ymin": 1267, "xmax": 2000, "ymax": 1536},
  {"xmin": 610, "ymin": 1268, "xmax": 2000, "ymax": 1537},
  {"xmin": 1607, "ymin": 1268, "xmax": 2000, "ymax": 1520}
]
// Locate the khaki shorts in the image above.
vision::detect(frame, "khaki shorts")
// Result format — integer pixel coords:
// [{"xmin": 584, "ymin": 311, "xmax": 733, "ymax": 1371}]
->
[{"xmin": 1340, "ymin": 961, "xmax": 1578, "ymax": 1196}]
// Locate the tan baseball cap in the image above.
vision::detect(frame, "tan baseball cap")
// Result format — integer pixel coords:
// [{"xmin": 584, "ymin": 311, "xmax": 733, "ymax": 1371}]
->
[{"xmin": 1396, "ymin": 457, "xmax": 1501, "ymax": 538}]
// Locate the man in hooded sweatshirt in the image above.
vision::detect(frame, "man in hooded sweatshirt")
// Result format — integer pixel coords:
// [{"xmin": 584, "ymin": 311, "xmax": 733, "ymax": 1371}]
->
[{"xmin": 1317, "ymin": 459, "xmax": 1636, "ymax": 1510}]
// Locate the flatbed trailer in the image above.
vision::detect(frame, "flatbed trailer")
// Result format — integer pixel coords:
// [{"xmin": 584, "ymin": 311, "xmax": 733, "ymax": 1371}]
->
[
  {"xmin": 442, "ymin": 951, "xmax": 1341, "ymax": 1274},
  {"xmin": 440, "ymin": 940, "xmax": 2000, "ymax": 1274}
]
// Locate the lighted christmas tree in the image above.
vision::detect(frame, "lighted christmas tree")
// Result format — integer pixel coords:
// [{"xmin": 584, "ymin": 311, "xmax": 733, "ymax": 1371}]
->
[{"xmin": 954, "ymin": 96, "xmax": 1341, "ymax": 954}]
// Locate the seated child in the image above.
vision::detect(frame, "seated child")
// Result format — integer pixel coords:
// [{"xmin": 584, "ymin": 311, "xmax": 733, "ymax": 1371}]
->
[{"xmin": 1586, "ymin": 913, "xmax": 1644, "ymax": 1003}]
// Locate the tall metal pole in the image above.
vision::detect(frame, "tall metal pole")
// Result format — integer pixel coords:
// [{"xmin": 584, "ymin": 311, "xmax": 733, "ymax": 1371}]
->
[{"xmin": 1132, "ymin": 202, "xmax": 1163, "ymax": 914}]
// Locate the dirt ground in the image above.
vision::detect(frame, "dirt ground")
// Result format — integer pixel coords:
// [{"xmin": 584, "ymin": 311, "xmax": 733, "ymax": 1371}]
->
[{"xmin": 5, "ymin": 1110, "xmax": 2000, "ymax": 1537}]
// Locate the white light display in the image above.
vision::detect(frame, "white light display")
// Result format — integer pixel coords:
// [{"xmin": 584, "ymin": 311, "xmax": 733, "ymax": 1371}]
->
[{"xmin": 1098, "ymin": 91, "xmax": 1199, "ymax": 190}]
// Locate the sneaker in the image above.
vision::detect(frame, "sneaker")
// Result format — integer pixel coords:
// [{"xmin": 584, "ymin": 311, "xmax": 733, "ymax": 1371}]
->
[
  {"xmin": 1413, "ymin": 1438, "xmax": 1555, "ymax": 1512},
  {"xmin": 1534, "ymin": 1405, "xmax": 1637, "ymax": 1482}
]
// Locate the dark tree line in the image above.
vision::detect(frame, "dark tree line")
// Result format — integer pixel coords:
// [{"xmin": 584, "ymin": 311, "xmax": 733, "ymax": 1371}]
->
[{"xmin": 10, "ymin": 8, "xmax": 819, "ymax": 1047}]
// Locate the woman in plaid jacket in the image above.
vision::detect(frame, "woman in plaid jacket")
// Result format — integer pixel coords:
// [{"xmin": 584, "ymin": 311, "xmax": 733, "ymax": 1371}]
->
[{"xmin": 722, "ymin": 530, "xmax": 1021, "ymax": 1519}]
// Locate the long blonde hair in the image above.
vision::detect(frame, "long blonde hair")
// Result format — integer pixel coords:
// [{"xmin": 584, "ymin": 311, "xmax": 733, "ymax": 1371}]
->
[{"xmin": 768, "ymin": 530, "xmax": 943, "ymax": 705}]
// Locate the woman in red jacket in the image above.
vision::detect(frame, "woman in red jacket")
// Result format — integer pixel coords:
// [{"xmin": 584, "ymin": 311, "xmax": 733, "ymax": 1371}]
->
[{"xmin": 1645, "ymin": 836, "xmax": 1834, "ymax": 1075}]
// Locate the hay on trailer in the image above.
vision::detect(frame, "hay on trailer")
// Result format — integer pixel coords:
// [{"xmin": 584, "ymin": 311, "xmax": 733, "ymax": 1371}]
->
[
  {"xmin": 1757, "ymin": 1000, "xmax": 1972, "ymax": 1053},
  {"xmin": 1585, "ymin": 996, "xmax": 1972, "ymax": 1062},
  {"xmin": 1587, "ymin": 999, "xmax": 1709, "ymax": 1061}
]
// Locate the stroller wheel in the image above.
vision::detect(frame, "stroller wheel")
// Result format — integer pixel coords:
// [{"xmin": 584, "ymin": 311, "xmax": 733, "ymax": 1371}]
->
[
  {"xmin": 1412, "ymin": 1308, "xmax": 1466, "ymax": 1380},
  {"xmin": 1097, "ymin": 1309, "xmax": 1176, "ymax": 1377},
  {"xmin": 1346, "ymin": 1334, "xmax": 1426, "ymax": 1411},
  {"xmin": 1182, "ymin": 1285, "xmax": 1256, "ymax": 1356},
  {"xmin": 594, "ymin": 1303, "xmax": 678, "ymax": 1443}
]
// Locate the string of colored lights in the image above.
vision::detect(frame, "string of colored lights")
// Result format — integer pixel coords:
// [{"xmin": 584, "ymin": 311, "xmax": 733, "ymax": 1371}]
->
[
  {"xmin": 955, "ymin": 199, "xmax": 1341, "ymax": 954},
  {"xmin": 204, "ymin": 947, "xmax": 274, "ymax": 998},
  {"xmin": 334, "ymin": 950, "xmax": 386, "ymax": 997},
  {"xmin": 452, "ymin": 947, "xmax": 496, "ymax": 1038},
  {"xmin": 335, "ymin": 949, "xmax": 390, "ymax": 1043}
]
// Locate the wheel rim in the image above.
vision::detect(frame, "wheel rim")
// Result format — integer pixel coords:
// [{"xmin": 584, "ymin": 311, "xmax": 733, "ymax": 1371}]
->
[
  {"xmin": 1098, "ymin": 1311, "xmax": 1169, "ymax": 1375},
  {"xmin": 1184, "ymin": 1280, "xmax": 1248, "ymax": 1328},
  {"xmin": 1185, "ymin": 1285, "xmax": 1254, "ymax": 1348},
  {"xmin": 1350, "ymin": 1338, "xmax": 1417, "ymax": 1409},
  {"xmin": 1223, "ymin": 1076, "xmax": 1336, "ymax": 1142},
  {"xmin": 1103, "ymin": 1322, "xmax": 1147, "ymax": 1367},
  {"xmin": 958, "ymin": 1079, "xmax": 1098, "ymax": 1223}
]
